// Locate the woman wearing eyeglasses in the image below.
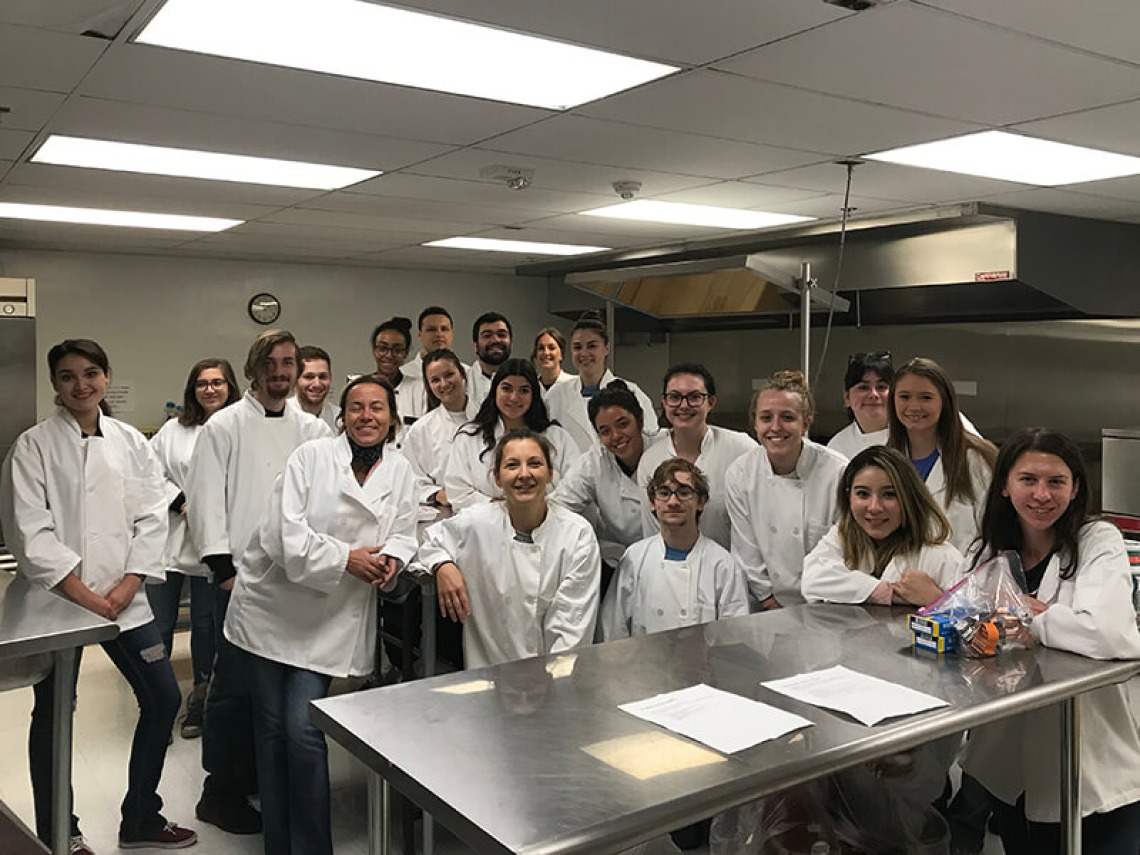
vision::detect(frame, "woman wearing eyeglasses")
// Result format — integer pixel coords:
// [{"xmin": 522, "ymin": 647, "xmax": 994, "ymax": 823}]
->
[
  {"xmin": 369, "ymin": 316, "xmax": 424, "ymax": 424},
  {"xmin": 827, "ymin": 352, "xmax": 893, "ymax": 460},
  {"xmin": 148, "ymin": 358, "xmax": 241, "ymax": 739},
  {"xmin": 726, "ymin": 370, "xmax": 848, "ymax": 610},
  {"xmin": 636, "ymin": 363, "xmax": 755, "ymax": 550}
]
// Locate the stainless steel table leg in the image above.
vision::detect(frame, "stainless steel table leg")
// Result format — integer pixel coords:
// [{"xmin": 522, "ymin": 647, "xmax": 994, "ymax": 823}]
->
[
  {"xmin": 51, "ymin": 647, "xmax": 76, "ymax": 855},
  {"xmin": 420, "ymin": 579, "xmax": 436, "ymax": 855},
  {"xmin": 1060, "ymin": 695, "xmax": 1081, "ymax": 855},
  {"xmin": 367, "ymin": 772, "xmax": 390, "ymax": 855}
]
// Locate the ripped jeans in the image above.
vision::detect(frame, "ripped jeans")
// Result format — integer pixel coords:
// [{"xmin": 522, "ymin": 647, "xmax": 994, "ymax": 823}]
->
[{"xmin": 30, "ymin": 620, "xmax": 181, "ymax": 846}]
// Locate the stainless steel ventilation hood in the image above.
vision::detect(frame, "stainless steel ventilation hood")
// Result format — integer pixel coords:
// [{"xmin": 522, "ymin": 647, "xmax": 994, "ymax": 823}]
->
[{"xmin": 524, "ymin": 204, "xmax": 1140, "ymax": 332}]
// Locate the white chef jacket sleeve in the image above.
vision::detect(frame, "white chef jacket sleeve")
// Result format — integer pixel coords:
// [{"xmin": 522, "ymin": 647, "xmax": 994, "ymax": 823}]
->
[
  {"xmin": 380, "ymin": 460, "xmax": 420, "ymax": 570},
  {"xmin": 0, "ymin": 436, "xmax": 82, "ymax": 589},
  {"xmin": 801, "ymin": 525, "xmax": 880, "ymax": 604},
  {"xmin": 416, "ymin": 514, "xmax": 466, "ymax": 574},
  {"xmin": 1032, "ymin": 522, "xmax": 1140, "ymax": 660},
  {"xmin": 443, "ymin": 432, "xmax": 494, "ymax": 512},
  {"xmin": 724, "ymin": 459, "xmax": 771, "ymax": 602},
  {"xmin": 549, "ymin": 424, "xmax": 582, "ymax": 484},
  {"xmin": 260, "ymin": 449, "xmax": 350, "ymax": 594},
  {"xmin": 149, "ymin": 423, "xmax": 184, "ymax": 507},
  {"xmin": 401, "ymin": 420, "xmax": 445, "ymax": 504},
  {"xmin": 123, "ymin": 439, "xmax": 170, "ymax": 582},
  {"xmin": 599, "ymin": 544, "xmax": 637, "ymax": 640},
  {"xmin": 716, "ymin": 553, "xmax": 751, "ymax": 619},
  {"xmin": 919, "ymin": 543, "xmax": 965, "ymax": 592},
  {"xmin": 544, "ymin": 522, "xmax": 601, "ymax": 654},
  {"xmin": 186, "ymin": 419, "xmax": 233, "ymax": 559},
  {"xmin": 550, "ymin": 452, "xmax": 595, "ymax": 515}
]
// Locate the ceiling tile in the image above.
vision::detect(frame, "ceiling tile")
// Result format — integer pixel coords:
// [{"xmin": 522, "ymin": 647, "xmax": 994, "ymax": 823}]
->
[
  {"xmin": 926, "ymin": 0, "xmax": 1140, "ymax": 66},
  {"xmin": 0, "ymin": 22, "xmax": 106, "ymax": 92},
  {"xmin": 482, "ymin": 115, "xmax": 825, "ymax": 180},
  {"xmin": 579, "ymin": 70, "xmax": 980, "ymax": 156},
  {"xmin": 78, "ymin": 44, "xmax": 554, "ymax": 145},
  {"xmin": 975, "ymin": 188, "xmax": 1140, "ymax": 220},
  {"xmin": 0, "ymin": 180, "xmax": 281, "ymax": 220},
  {"xmin": 0, "ymin": 128, "xmax": 34, "ymax": 160},
  {"xmin": 0, "ymin": 86, "xmax": 67, "ymax": 131},
  {"xmin": 651, "ymin": 181, "xmax": 829, "ymax": 209},
  {"xmin": 1052, "ymin": 176, "xmax": 1140, "ymax": 204},
  {"xmin": 226, "ymin": 220, "xmax": 447, "ymax": 248},
  {"xmin": 510, "ymin": 211, "xmax": 746, "ymax": 242},
  {"xmin": 303, "ymin": 190, "xmax": 554, "ymax": 227},
  {"xmin": 715, "ymin": 3, "xmax": 1140, "ymax": 126},
  {"xmin": 350, "ymin": 246, "xmax": 516, "ymax": 272},
  {"xmin": 1012, "ymin": 99, "xmax": 1140, "ymax": 159},
  {"xmin": 0, "ymin": 1, "xmax": 143, "ymax": 35},
  {"xmin": 349, "ymin": 173, "xmax": 615, "ymax": 214},
  {"xmin": 754, "ymin": 161, "xmax": 1029, "ymax": 204},
  {"xmin": 769, "ymin": 194, "xmax": 914, "ymax": 221},
  {"xmin": 396, "ymin": 0, "xmax": 852, "ymax": 65},
  {"xmin": 460, "ymin": 224, "xmax": 649, "ymax": 250},
  {"xmin": 261, "ymin": 207, "xmax": 485, "ymax": 237}
]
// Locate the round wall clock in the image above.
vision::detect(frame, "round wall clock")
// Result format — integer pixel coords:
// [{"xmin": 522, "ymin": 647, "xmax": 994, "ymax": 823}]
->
[{"xmin": 248, "ymin": 292, "xmax": 281, "ymax": 325}]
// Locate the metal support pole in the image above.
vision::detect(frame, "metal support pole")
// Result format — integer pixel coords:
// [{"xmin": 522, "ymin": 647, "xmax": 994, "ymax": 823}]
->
[
  {"xmin": 51, "ymin": 647, "xmax": 76, "ymax": 855},
  {"xmin": 367, "ymin": 772, "xmax": 390, "ymax": 855},
  {"xmin": 1060, "ymin": 696, "xmax": 1082, "ymax": 854},
  {"xmin": 420, "ymin": 577, "xmax": 437, "ymax": 855},
  {"xmin": 799, "ymin": 261, "xmax": 812, "ymax": 386},
  {"xmin": 605, "ymin": 299, "xmax": 616, "ymax": 373}
]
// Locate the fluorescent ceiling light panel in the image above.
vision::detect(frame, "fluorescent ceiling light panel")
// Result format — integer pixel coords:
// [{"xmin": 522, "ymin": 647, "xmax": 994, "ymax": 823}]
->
[
  {"xmin": 32, "ymin": 135, "xmax": 379, "ymax": 190},
  {"xmin": 137, "ymin": 0, "xmax": 677, "ymax": 110},
  {"xmin": 867, "ymin": 130, "xmax": 1140, "ymax": 186},
  {"xmin": 581, "ymin": 201, "xmax": 815, "ymax": 230},
  {"xmin": 0, "ymin": 203, "xmax": 241, "ymax": 232},
  {"xmin": 426, "ymin": 237, "xmax": 609, "ymax": 256}
]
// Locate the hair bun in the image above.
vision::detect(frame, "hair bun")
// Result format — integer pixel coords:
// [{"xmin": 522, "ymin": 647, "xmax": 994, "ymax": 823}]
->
[
  {"xmin": 577, "ymin": 309, "xmax": 604, "ymax": 323},
  {"xmin": 605, "ymin": 379, "xmax": 630, "ymax": 392},
  {"xmin": 771, "ymin": 369, "xmax": 807, "ymax": 389},
  {"xmin": 389, "ymin": 316, "xmax": 412, "ymax": 333}
]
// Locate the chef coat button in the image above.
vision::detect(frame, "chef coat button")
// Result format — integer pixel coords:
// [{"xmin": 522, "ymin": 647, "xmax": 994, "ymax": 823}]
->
[
  {"xmin": 656, "ymin": 609, "xmax": 664, "ymax": 616},
  {"xmin": 526, "ymin": 595, "xmax": 536, "ymax": 605},
  {"xmin": 680, "ymin": 609, "xmax": 687, "ymax": 616},
  {"xmin": 793, "ymin": 527, "xmax": 800, "ymax": 536},
  {"xmin": 769, "ymin": 525, "xmax": 777, "ymax": 534}
]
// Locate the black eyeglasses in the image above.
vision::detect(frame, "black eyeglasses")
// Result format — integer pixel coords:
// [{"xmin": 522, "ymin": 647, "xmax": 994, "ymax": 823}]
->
[
  {"xmin": 663, "ymin": 391, "xmax": 709, "ymax": 407},
  {"xmin": 652, "ymin": 485, "xmax": 697, "ymax": 501},
  {"xmin": 374, "ymin": 343, "xmax": 408, "ymax": 357},
  {"xmin": 194, "ymin": 379, "xmax": 228, "ymax": 390},
  {"xmin": 847, "ymin": 351, "xmax": 892, "ymax": 368}
]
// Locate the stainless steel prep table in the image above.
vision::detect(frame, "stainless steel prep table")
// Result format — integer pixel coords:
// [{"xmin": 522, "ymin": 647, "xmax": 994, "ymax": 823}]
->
[
  {"xmin": 313, "ymin": 604, "xmax": 1140, "ymax": 855},
  {"xmin": 0, "ymin": 572, "xmax": 119, "ymax": 855}
]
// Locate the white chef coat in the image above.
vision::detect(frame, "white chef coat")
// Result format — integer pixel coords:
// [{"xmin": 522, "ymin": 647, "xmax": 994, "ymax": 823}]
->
[
  {"xmin": 400, "ymin": 355, "xmax": 474, "ymax": 419},
  {"xmin": 539, "ymin": 369, "xmax": 577, "ymax": 398},
  {"xmin": 801, "ymin": 524, "xmax": 963, "ymax": 604},
  {"xmin": 0, "ymin": 410, "xmax": 168, "ymax": 632},
  {"xmin": 636, "ymin": 426, "xmax": 756, "ymax": 551},
  {"xmin": 600, "ymin": 534, "xmax": 749, "ymax": 640},
  {"xmin": 401, "ymin": 399, "xmax": 480, "ymax": 504},
  {"xmin": 286, "ymin": 396, "xmax": 339, "ymax": 431},
  {"xmin": 923, "ymin": 447, "xmax": 992, "ymax": 555},
  {"xmin": 150, "ymin": 418, "xmax": 209, "ymax": 578},
  {"xmin": 186, "ymin": 391, "xmax": 332, "ymax": 562},
  {"xmin": 826, "ymin": 422, "xmax": 888, "ymax": 460},
  {"xmin": 466, "ymin": 365, "xmax": 495, "ymax": 409},
  {"xmin": 725, "ymin": 440, "xmax": 848, "ymax": 607},
  {"xmin": 551, "ymin": 433, "xmax": 664, "ymax": 563},
  {"xmin": 224, "ymin": 436, "xmax": 418, "ymax": 678},
  {"xmin": 962, "ymin": 522, "xmax": 1140, "ymax": 821},
  {"xmin": 443, "ymin": 419, "xmax": 581, "ymax": 512},
  {"xmin": 544, "ymin": 369, "xmax": 659, "ymax": 453},
  {"xmin": 417, "ymin": 502, "xmax": 600, "ymax": 668}
]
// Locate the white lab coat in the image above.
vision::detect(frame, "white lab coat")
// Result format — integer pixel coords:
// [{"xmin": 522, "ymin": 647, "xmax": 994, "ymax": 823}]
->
[
  {"xmin": 801, "ymin": 524, "xmax": 963, "ymax": 604},
  {"xmin": 443, "ymin": 419, "xmax": 580, "ymax": 512},
  {"xmin": 551, "ymin": 434, "xmax": 664, "ymax": 563},
  {"xmin": 417, "ymin": 502, "xmax": 600, "ymax": 668},
  {"xmin": 961, "ymin": 521, "xmax": 1140, "ymax": 821},
  {"xmin": 400, "ymin": 354, "xmax": 473, "ymax": 417},
  {"xmin": 601, "ymin": 534, "xmax": 749, "ymax": 640},
  {"xmin": 0, "ymin": 410, "xmax": 167, "ymax": 632},
  {"xmin": 826, "ymin": 422, "xmax": 888, "ymax": 460},
  {"xmin": 923, "ymin": 447, "xmax": 992, "ymax": 555},
  {"xmin": 539, "ymin": 369, "xmax": 577, "ymax": 398},
  {"xmin": 467, "ymin": 366, "xmax": 495, "ymax": 409},
  {"xmin": 544, "ymin": 369, "xmax": 659, "ymax": 453},
  {"xmin": 286, "ymin": 396, "xmax": 339, "ymax": 431},
  {"xmin": 150, "ymin": 419, "xmax": 209, "ymax": 578},
  {"xmin": 401, "ymin": 399, "xmax": 480, "ymax": 504},
  {"xmin": 725, "ymin": 440, "xmax": 848, "ymax": 607},
  {"xmin": 186, "ymin": 391, "xmax": 332, "ymax": 562},
  {"xmin": 224, "ymin": 436, "xmax": 418, "ymax": 678},
  {"xmin": 636, "ymin": 426, "xmax": 756, "ymax": 550}
]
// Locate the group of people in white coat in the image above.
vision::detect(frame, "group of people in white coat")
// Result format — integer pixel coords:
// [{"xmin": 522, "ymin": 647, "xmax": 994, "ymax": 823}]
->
[{"xmin": 2, "ymin": 320, "xmax": 1138, "ymax": 855}]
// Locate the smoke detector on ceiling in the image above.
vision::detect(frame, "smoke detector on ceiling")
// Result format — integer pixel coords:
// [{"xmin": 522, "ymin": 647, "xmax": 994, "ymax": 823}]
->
[
  {"xmin": 479, "ymin": 164, "xmax": 535, "ymax": 191},
  {"xmin": 613, "ymin": 181, "xmax": 642, "ymax": 200}
]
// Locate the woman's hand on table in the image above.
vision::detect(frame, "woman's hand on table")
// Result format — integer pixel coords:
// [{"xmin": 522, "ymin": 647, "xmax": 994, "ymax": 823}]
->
[{"xmin": 436, "ymin": 563, "xmax": 471, "ymax": 623}]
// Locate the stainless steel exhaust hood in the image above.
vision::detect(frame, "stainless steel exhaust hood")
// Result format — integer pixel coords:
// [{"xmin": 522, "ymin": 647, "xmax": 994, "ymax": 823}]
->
[{"xmin": 524, "ymin": 204, "xmax": 1140, "ymax": 332}]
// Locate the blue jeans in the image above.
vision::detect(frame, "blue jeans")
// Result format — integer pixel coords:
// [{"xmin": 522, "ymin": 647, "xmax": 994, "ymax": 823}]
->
[
  {"xmin": 146, "ymin": 572, "xmax": 216, "ymax": 686},
  {"xmin": 201, "ymin": 584, "xmax": 256, "ymax": 793},
  {"xmin": 30, "ymin": 621, "xmax": 181, "ymax": 846},
  {"xmin": 246, "ymin": 652, "xmax": 334, "ymax": 855}
]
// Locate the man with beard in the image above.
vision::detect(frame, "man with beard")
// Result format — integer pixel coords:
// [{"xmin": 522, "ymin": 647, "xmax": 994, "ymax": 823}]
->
[
  {"xmin": 288, "ymin": 344, "xmax": 338, "ymax": 430},
  {"xmin": 468, "ymin": 311, "xmax": 512, "ymax": 405},
  {"xmin": 186, "ymin": 329, "xmax": 332, "ymax": 834},
  {"xmin": 401, "ymin": 306, "xmax": 470, "ymax": 417}
]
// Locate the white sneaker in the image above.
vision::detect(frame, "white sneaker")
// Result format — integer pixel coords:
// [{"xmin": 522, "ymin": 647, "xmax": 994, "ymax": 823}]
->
[{"xmin": 69, "ymin": 834, "xmax": 95, "ymax": 855}]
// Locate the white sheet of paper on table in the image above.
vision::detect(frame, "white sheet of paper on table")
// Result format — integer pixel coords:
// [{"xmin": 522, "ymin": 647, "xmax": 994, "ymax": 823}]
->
[
  {"xmin": 618, "ymin": 683, "xmax": 813, "ymax": 755},
  {"xmin": 761, "ymin": 664, "xmax": 948, "ymax": 726}
]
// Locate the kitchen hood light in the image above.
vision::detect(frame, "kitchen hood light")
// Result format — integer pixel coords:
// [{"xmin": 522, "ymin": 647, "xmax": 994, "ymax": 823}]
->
[
  {"xmin": 32, "ymin": 135, "xmax": 380, "ymax": 190},
  {"xmin": 425, "ymin": 237, "xmax": 610, "ymax": 256},
  {"xmin": 137, "ymin": 0, "xmax": 677, "ymax": 111},
  {"xmin": 0, "ymin": 202, "xmax": 242, "ymax": 232},
  {"xmin": 581, "ymin": 201, "xmax": 815, "ymax": 230},
  {"xmin": 867, "ymin": 130, "xmax": 1140, "ymax": 186}
]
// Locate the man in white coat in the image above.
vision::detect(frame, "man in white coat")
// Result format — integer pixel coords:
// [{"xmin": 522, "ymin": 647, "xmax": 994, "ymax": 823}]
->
[
  {"xmin": 288, "ymin": 344, "xmax": 339, "ymax": 430},
  {"xmin": 400, "ymin": 306, "xmax": 470, "ymax": 416},
  {"xmin": 603, "ymin": 458, "xmax": 749, "ymax": 639},
  {"xmin": 467, "ymin": 311, "xmax": 512, "ymax": 406},
  {"xmin": 186, "ymin": 329, "xmax": 332, "ymax": 834}
]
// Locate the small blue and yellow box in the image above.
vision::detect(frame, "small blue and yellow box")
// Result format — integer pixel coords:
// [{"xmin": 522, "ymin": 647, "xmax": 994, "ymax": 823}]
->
[{"xmin": 909, "ymin": 613, "xmax": 959, "ymax": 652}]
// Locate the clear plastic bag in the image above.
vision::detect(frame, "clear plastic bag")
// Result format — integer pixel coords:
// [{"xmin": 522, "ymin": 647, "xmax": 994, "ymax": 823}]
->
[{"xmin": 917, "ymin": 552, "xmax": 1033, "ymax": 657}]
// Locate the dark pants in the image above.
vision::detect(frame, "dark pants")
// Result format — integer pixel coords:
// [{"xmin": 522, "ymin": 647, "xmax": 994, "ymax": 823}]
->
[
  {"xmin": 146, "ymin": 572, "xmax": 216, "ymax": 686},
  {"xmin": 201, "ymin": 585, "xmax": 256, "ymax": 794},
  {"xmin": 246, "ymin": 652, "xmax": 334, "ymax": 855},
  {"xmin": 30, "ymin": 621, "xmax": 180, "ymax": 846},
  {"xmin": 991, "ymin": 790, "xmax": 1140, "ymax": 855}
]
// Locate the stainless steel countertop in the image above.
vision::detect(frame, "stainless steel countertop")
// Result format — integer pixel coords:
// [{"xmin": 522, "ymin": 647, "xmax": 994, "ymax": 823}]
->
[
  {"xmin": 312, "ymin": 604, "xmax": 1140, "ymax": 855},
  {"xmin": 0, "ymin": 572, "xmax": 118, "ymax": 660}
]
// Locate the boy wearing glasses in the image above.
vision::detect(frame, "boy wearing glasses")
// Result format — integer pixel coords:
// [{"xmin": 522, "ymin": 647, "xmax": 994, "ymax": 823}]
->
[{"xmin": 601, "ymin": 458, "xmax": 748, "ymax": 640}]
